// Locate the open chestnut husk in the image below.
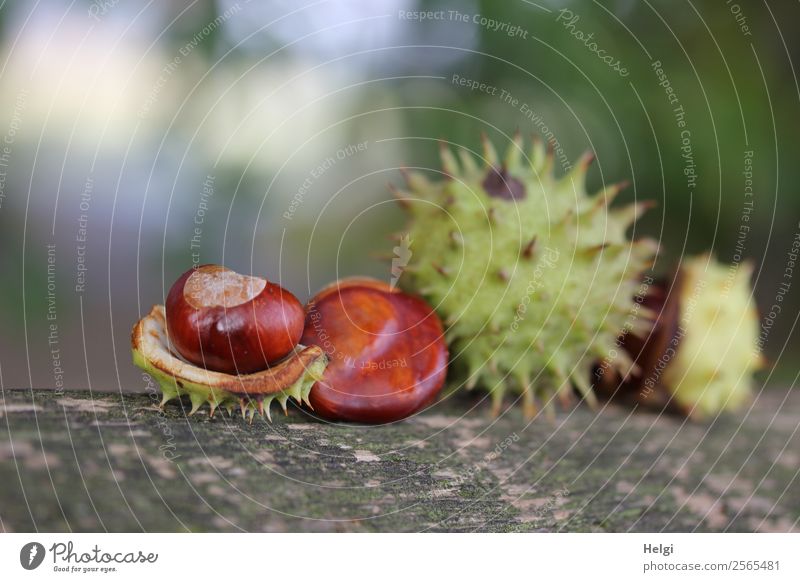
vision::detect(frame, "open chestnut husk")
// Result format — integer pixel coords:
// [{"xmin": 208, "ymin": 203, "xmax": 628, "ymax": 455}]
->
[
  {"xmin": 594, "ymin": 255, "xmax": 763, "ymax": 419},
  {"xmin": 301, "ymin": 278, "xmax": 448, "ymax": 423},
  {"xmin": 166, "ymin": 264, "xmax": 304, "ymax": 374},
  {"xmin": 132, "ymin": 305, "xmax": 327, "ymax": 420}
]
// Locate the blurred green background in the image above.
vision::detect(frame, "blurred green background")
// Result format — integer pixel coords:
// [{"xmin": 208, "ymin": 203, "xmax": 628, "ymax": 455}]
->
[{"xmin": 0, "ymin": 0, "xmax": 797, "ymax": 392}]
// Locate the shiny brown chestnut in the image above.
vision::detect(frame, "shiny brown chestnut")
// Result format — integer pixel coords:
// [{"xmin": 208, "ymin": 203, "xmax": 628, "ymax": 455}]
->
[
  {"xmin": 593, "ymin": 275, "xmax": 679, "ymax": 407},
  {"xmin": 165, "ymin": 264, "xmax": 304, "ymax": 374},
  {"xmin": 301, "ymin": 278, "xmax": 448, "ymax": 423}
]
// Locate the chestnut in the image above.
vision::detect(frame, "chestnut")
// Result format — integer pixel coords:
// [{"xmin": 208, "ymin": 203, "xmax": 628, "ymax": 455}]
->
[
  {"xmin": 593, "ymin": 275, "xmax": 678, "ymax": 405},
  {"xmin": 132, "ymin": 305, "xmax": 327, "ymax": 421},
  {"xmin": 301, "ymin": 278, "xmax": 448, "ymax": 423},
  {"xmin": 165, "ymin": 264, "xmax": 304, "ymax": 374},
  {"xmin": 593, "ymin": 255, "xmax": 763, "ymax": 419}
]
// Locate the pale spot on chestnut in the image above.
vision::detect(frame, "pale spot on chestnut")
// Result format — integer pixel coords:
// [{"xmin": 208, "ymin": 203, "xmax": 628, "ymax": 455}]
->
[{"xmin": 184, "ymin": 265, "xmax": 266, "ymax": 309}]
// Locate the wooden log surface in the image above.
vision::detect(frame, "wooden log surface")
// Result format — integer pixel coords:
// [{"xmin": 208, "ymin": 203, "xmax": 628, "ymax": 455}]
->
[{"xmin": 0, "ymin": 387, "xmax": 797, "ymax": 532}]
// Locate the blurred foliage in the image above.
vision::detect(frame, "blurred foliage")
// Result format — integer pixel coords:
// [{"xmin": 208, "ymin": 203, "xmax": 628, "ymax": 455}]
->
[
  {"xmin": 1, "ymin": 0, "xmax": 798, "ymax": 388},
  {"xmin": 401, "ymin": 0, "xmax": 797, "ymax": 262}
]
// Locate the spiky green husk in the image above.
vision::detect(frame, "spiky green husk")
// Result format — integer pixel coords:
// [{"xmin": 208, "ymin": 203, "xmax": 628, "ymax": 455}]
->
[
  {"xmin": 664, "ymin": 255, "xmax": 763, "ymax": 418},
  {"xmin": 131, "ymin": 305, "xmax": 327, "ymax": 421},
  {"xmin": 133, "ymin": 350, "xmax": 321, "ymax": 421},
  {"xmin": 395, "ymin": 134, "xmax": 656, "ymax": 415}
]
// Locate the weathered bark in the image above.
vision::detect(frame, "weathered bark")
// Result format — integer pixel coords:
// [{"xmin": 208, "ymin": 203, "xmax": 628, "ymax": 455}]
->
[{"xmin": 0, "ymin": 387, "xmax": 797, "ymax": 532}]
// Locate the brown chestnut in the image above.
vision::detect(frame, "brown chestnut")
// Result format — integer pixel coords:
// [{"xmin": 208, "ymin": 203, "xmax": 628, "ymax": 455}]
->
[
  {"xmin": 165, "ymin": 264, "xmax": 304, "ymax": 374},
  {"xmin": 593, "ymin": 256, "xmax": 763, "ymax": 419},
  {"xmin": 301, "ymin": 278, "xmax": 448, "ymax": 423}
]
